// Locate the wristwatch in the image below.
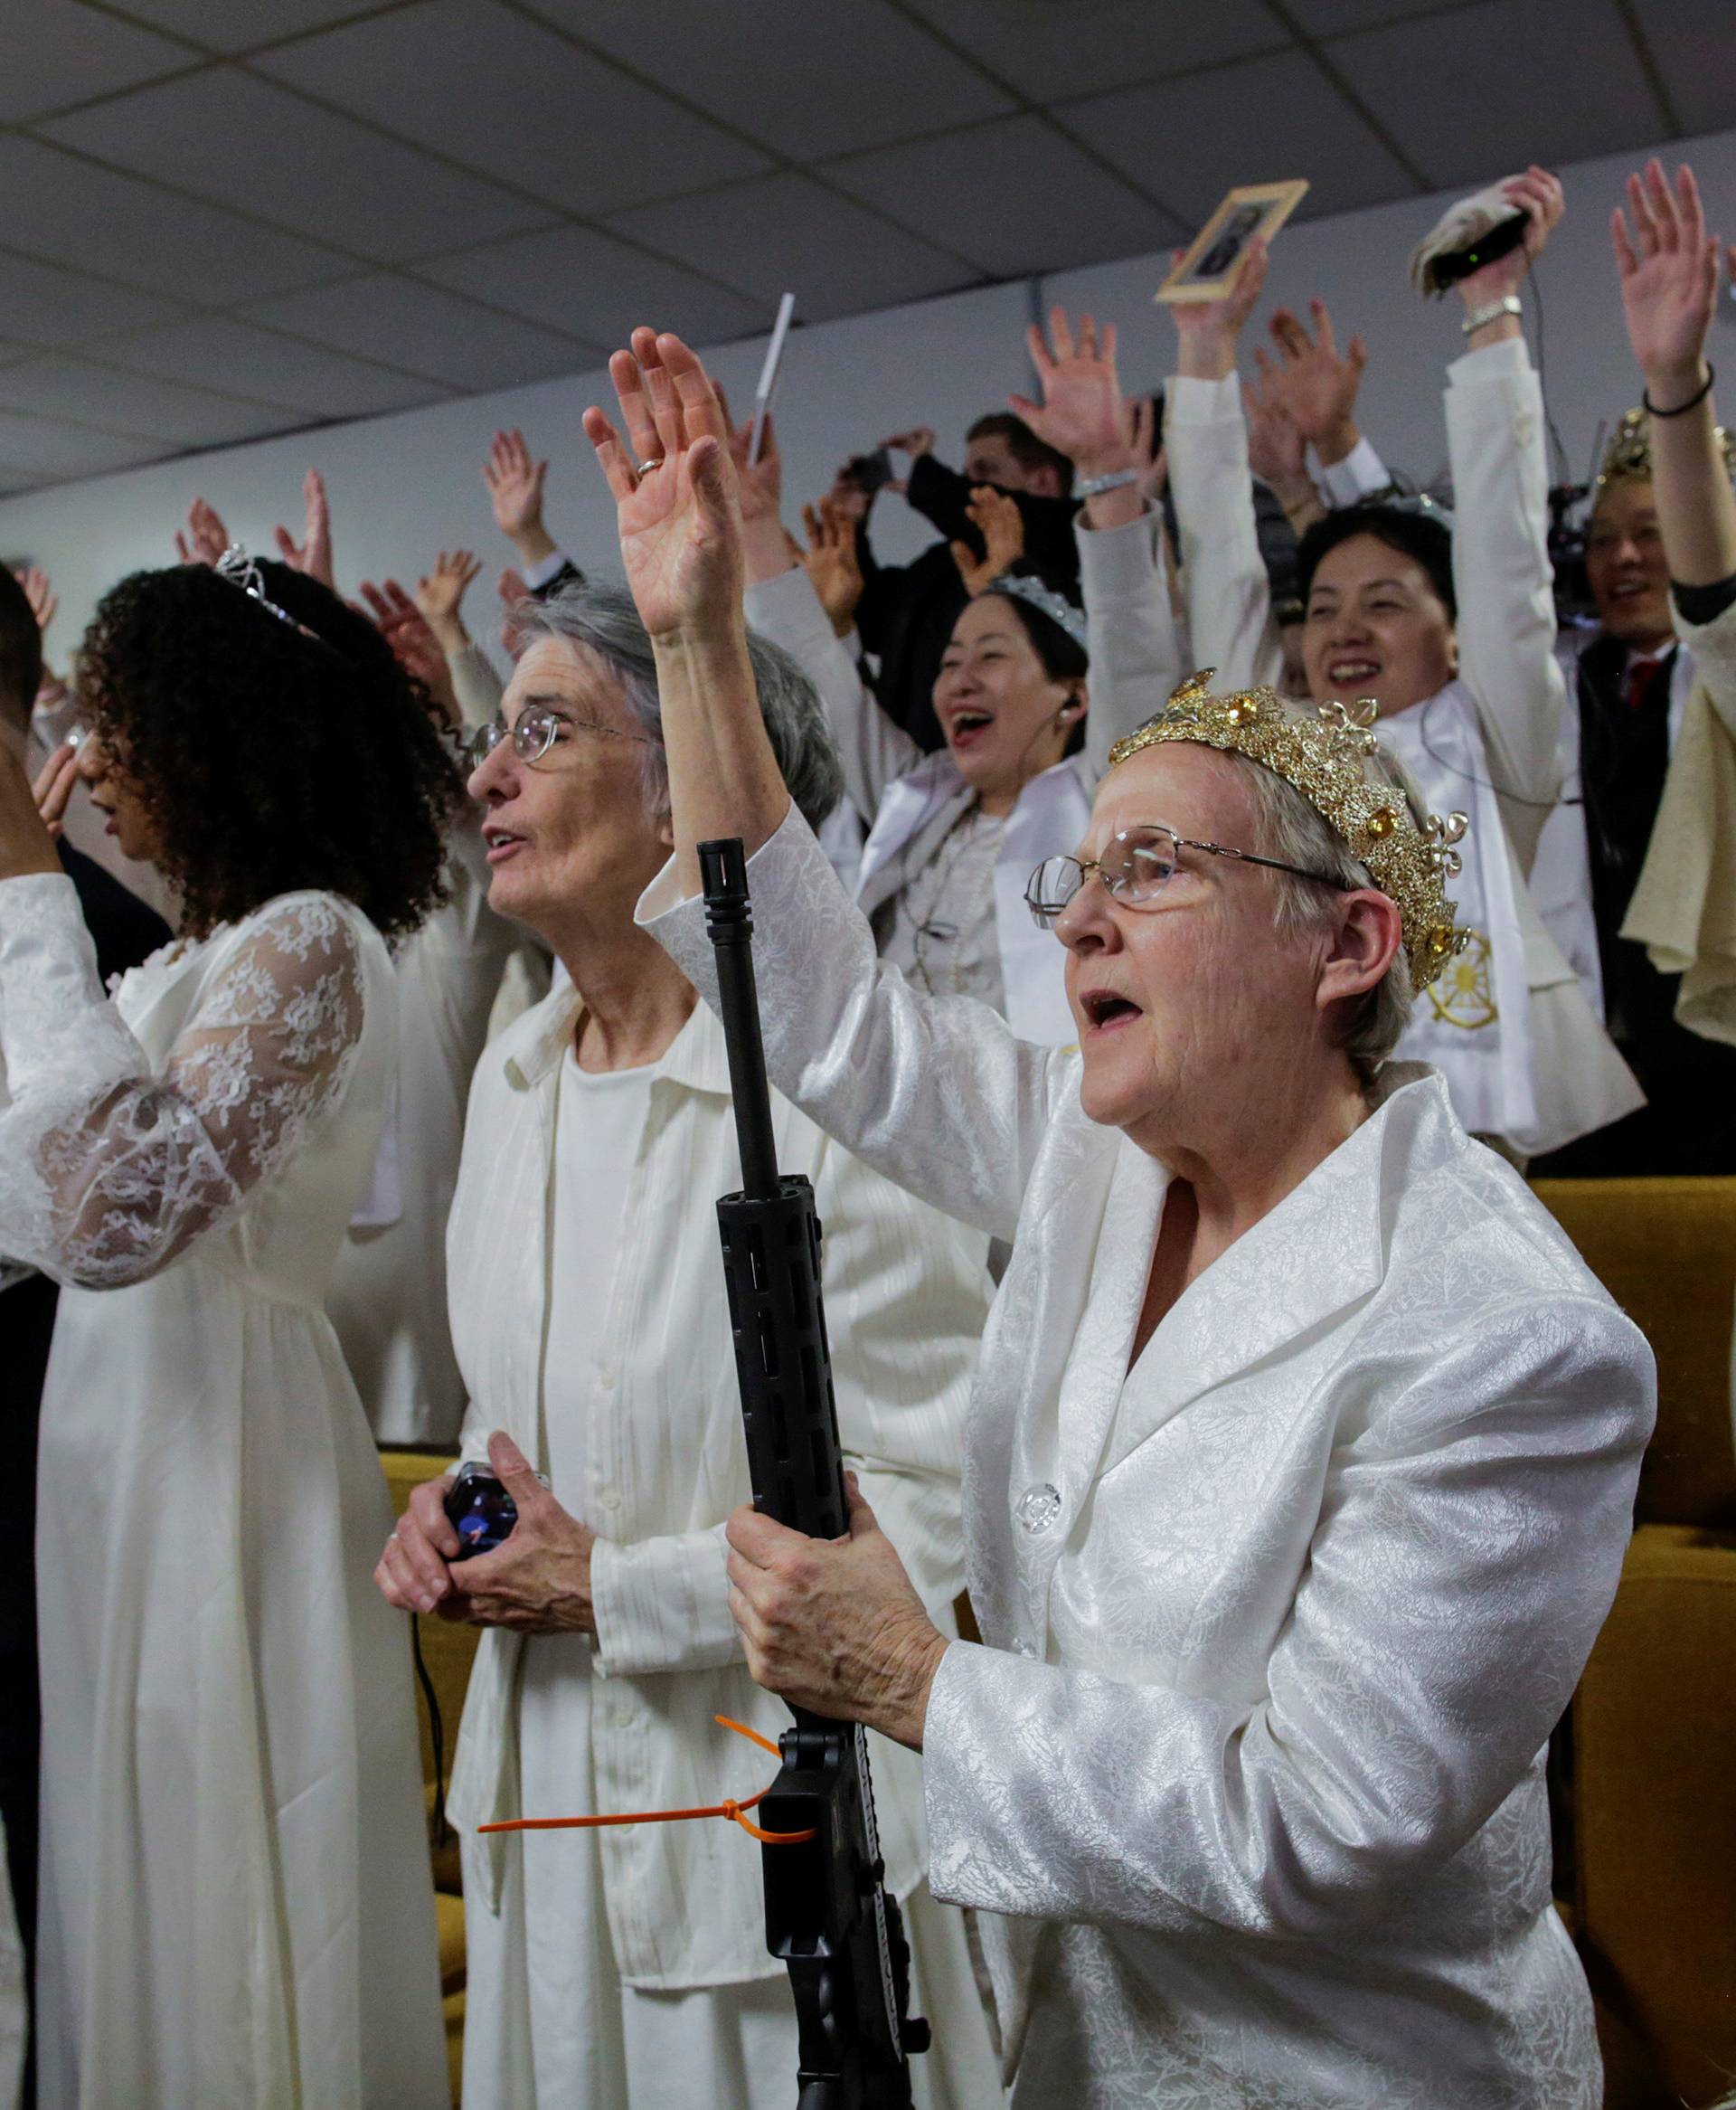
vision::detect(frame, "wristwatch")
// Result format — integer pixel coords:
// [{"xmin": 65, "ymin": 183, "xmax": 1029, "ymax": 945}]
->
[
  {"xmin": 1461, "ymin": 294, "xmax": 1523, "ymax": 336},
  {"xmin": 1077, "ymin": 468, "xmax": 1138, "ymax": 498}
]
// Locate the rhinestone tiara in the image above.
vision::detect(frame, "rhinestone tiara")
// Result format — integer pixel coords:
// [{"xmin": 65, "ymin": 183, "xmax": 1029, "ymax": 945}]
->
[
  {"xmin": 214, "ymin": 543, "xmax": 309, "ymax": 633},
  {"xmin": 984, "ymin": 570, "xmax": 1088, "ymax": 653},
  {"xmin": 1107, "ymin": 669, "xmax": 1469, "ymax": 988}
]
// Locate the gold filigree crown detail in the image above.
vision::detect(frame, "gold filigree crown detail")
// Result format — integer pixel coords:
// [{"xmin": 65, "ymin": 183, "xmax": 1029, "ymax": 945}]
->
[
  {"xmin": 1598, "ymin": 404, "xmax": 1736, "ymax": 488},
  {"xmin": 1107, "ymin": 670, "xmax": 1469, "ymax": 988}
]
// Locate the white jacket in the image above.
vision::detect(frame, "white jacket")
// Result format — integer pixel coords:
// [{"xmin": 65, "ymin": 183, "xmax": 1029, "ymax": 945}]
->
[
  {"xmin": 442, "ymin": 982, "xmax": 990, "ymax": 1986},
  {"xmin": 642, "ymin": 800, "xmax": 1656, "ymax": 2107}
]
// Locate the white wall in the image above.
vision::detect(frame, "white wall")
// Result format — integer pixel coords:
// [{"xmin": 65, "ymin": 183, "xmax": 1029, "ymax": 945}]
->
[{"xmin": 6, "ymin": 121, "xmax": 1736, "ymax": 664}]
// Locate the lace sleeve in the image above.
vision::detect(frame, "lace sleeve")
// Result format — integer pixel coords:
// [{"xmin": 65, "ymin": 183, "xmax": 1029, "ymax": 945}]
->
[{"xmin": 0, "ymin": 882, "xmax": 367, "ymax": 1289}]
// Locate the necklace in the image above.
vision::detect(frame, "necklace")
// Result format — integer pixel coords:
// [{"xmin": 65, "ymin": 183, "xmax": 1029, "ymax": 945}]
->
[{"xmin": 908, "ymin": 803, "xmax": 1005, "ymax": 998}]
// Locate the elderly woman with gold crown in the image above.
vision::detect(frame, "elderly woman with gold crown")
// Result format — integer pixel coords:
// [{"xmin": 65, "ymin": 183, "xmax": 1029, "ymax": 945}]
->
[
  {"xmin": 579, "ymin": 328, "xmax": 1655, "ymax": 2108},
  {"xmin": 1528, "ymin": 156, "xmax": 1736, "ymax": 1173}
]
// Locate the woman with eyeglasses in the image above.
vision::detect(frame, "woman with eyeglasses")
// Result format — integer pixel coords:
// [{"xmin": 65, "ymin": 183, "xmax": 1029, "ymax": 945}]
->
[
  {"xmin": 373, "ymin": 579, "xmax": 1002, "ymax": 2110},
  {"xmin": 588, "ymin": 326, "xmax": 1653, "ymax": 2110},
  {"xmin": 0, "ymin": 555, "xmax": 458, "ymax": 2106},
  {"xmin": 1163, "ymin": 168, "xmax": 1639, "ymax": 1163}
]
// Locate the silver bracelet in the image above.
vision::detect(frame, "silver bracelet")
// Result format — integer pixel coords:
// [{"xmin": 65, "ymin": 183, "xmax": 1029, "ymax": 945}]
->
[
  {"xmin": 1461, "ymin": 294, "xmax": 1522, "ymax": 336},
  {"xmin": 1077, "ymin": 468, "xmax": 1138, "ymax": 498}
]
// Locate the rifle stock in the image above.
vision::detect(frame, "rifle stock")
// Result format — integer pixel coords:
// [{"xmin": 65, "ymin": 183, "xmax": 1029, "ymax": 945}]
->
[{"xmin": 700, "ymin": 837, "xmax": 930, "ymax": 2110}]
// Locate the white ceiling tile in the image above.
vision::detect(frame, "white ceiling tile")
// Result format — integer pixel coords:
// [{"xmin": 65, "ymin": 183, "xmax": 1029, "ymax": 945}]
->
[
  {"xmin": 2, "ymin": 1, "xmax": 192, "ymax": 122},
  {"xmin": 1062, "ymin": 50, "xmax": 1417, "ymax": 226},
  {"xmin": 901, "ymin": 0, "xmax": 1284, "ymax": 102},
  {"xmin": 826, "ymin": 116, "xmax": 1184, "ymax": 277},
  {"xmin": 99, "ymin": 0, "xmax": 385, "ymax": 51},
  {"xmin": 524, "ymin": 0, "xmax": 1016, "ymax": 159},
  {"xmin": 38, "ymin": 68, "xmax": 551, "ymax": 263},
  {"xmin": 0, "ymin": 360, "xmax": 295, "ymax": 448},
  {"xmin": 1633, "ymin": 0, "xmax": 1736, "ymax": 139},
  {"xmin": 1332, "ymin": 0, "xmax": 1665, "ymax": 191},
  {"xmin": 100, "ymin": 317, "xmax": 451, "ymax": 419},
  {"xmin": 255, "ymin": 0, "xmax": 770, "ymax": 215},
  {"xmin": 418, "ymin": 225, "xmax": 765, "ymax": 348},
  {"xmin": 0, "ymin": 250, "xmax": 184, "ymax": 347},
  {"xmin": 608, "ymin": 175, "xmax": 974, "ymax": 324},
  {"xmin": 0, "ymin": 137, "xmax": 354, "ymax": 306},
  {"xmin": 0, "ymin": 408, "xmax": 184, "ymax": 480},
  {"xmin": 243, "ymin": 275, "xmax": 593, "ymax": 390}
]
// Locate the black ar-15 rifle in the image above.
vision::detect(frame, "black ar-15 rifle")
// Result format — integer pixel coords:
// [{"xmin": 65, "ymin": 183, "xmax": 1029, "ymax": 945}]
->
[{"xmin": 701, "ymin": 836, "xmax": 932, "ymax": 2110}]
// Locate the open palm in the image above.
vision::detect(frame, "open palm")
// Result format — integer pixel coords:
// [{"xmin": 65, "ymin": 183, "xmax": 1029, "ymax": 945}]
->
[
  {"xmin": 584, "ymin": 329, "xmax": 743, "ymax": 642},
  {"xmin": 1613, "ymin": 159, "xmax": 1719, "ymax": 390},
  {"xmin": 1008, "ymin": 307, "xmax": 1129, "ymax": 473}
]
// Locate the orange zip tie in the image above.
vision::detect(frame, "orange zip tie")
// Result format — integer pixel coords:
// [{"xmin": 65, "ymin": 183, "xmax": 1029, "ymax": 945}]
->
[{"xmin": 477, "ymin": 1714, "xmax": 817, "ymax": 1845}]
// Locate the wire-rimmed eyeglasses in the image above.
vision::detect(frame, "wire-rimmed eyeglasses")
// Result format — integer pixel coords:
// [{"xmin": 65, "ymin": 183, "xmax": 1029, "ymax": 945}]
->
[
  {"xmin": 1024, "ymin": 823, "xmax": 1345, "ymax": 929},
  {"xmin": 467, "ymin": 703, "xmax": 655, "ymax": 771}
]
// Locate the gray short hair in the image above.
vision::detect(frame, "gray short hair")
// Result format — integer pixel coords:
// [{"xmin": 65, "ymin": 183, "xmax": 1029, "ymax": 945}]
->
[
  {"xmin": 513, "ymin": 580, "xmax": 842, "ymax": 833},
  {"xmin": 1230, "ymin": 751, "xmax": 1416, "ymax": 1078}
]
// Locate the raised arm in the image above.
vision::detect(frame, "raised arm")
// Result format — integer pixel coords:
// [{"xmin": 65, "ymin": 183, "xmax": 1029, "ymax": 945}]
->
[
  {"xmin": 730, "ymin": 401, "xmax": 920, "ymax": 818},
  {"xmin": 1005, "ymin": 306, "xmax": 1186, "ymax": 761},
  {"xmin": 1164, "ymin": 241, "xmax": 1287, "ymax": 689},
  {"xmin": 1613, "ymin": 161, "xmax": 1736, "ymax": 597},
  {"xmin": 0, "ymin": 837, "xmax": 372, "ymax": 1290},
  {"xmin": 1443, "ymin": 166, "xmax": 1569, "ymax": 873},
  {"xmin": 584, "ymin": 329, "xmax": 1068, "ymax": 1240}
]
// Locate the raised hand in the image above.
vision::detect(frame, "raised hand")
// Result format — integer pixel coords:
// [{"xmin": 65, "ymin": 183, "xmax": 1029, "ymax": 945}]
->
[
  {"xmin": 1612, "ymin": 160, "xmax": 1721, "ymax": 402},
  {"xmin": 174, "ymin": 496, "xmax": 231, "ymax": 565},
  {"xmin": 32, "ymin": 740, "xmax": 80, "ymax": 842},
  {"xmin": 1242, "ymin": 368, "xmax": 1307, "ymax": 486},
  {"xmin": 483, "ymin": 428, "xmax": 557, "ymax": 568},
  {"xmin": 415, "ymin": 549, "xmax": 483, "ymax": 651},
  {"xmin": 950, "ymin": 485, "xmax": 1024, "ymax": 596},
  {"xmin": 582, "ymin": 327, "xmax": 741, "ymax": 644},
  {"xmin": 273, "ymin": 469, "xmax": 334, "ymax": 589},
  {"xmin": 877, "ymin": 427, "xmax": 934, "ymax": 496},
  {"xmin": 1168, "ymin": 236, "xmax": 1269, "ymax": 383},
  {"xmin": 1258, "ymin": 298, "xmax": 1367, "ymax": 467},
  {"xmin": 800, "ymin": 495, "xmax": 865, "ymax": 637},
  {"xmin": 1008, "ymin": 308, "xmax": 1134, "ymax": 478},
  {"xmin": 19, "ymin": 566, "xmax": 57, "ymax": 636},
  {"xmin": 358, "ymin": 577, "xmax": 460, "ymax": 724},
  {"xmin": 1461, "ymin": 165, "xmax": 1565, "ymax": 310}
]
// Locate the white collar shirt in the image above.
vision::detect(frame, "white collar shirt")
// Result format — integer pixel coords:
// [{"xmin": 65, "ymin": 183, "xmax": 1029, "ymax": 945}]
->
[{"xmin": 443, "ymin": 983, "xmax": 990, "ymax": 1988}]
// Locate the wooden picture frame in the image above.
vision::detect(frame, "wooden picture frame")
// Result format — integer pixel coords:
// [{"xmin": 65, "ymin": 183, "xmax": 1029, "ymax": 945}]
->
[{"xmin": 1155, "ymin": 179, "xmax": 1311, "ymax": 304}]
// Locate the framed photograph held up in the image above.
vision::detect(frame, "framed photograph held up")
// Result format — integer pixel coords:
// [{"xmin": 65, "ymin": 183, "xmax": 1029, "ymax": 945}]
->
[{"xmin": 1155, "ymin": 180, "xmax": 1311, "ymax": 303}]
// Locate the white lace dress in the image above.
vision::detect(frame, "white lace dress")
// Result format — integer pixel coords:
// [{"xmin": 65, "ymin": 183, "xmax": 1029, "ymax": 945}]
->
[{"xmin": 0, "ymin": 875, "xmax": 447, "ymax": 2110}]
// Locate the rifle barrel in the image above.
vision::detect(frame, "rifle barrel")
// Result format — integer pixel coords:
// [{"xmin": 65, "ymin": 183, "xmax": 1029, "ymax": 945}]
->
[{"xmin": 699, "ymin": 837, "xmax": 781, "ymax": 1202}]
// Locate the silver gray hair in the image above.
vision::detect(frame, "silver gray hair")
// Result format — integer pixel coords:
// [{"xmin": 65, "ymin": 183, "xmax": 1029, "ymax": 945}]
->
[
  {"xmin": 513, "ymin": 580, "xmax": 843, "ymax": 833},
  {"xmin": 1229, "ymin": 751, "xmax": 1416, "ymax": 1079}
]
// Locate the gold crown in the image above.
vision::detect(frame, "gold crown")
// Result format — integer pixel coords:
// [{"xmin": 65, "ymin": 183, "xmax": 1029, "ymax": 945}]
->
[
  {"xmin": 1107, "ymin": 670, "xmax": 1469, "ymax": 988},
  {"xmin": 1598, "ymin": 404, "xmax": 1736, "ymax": 489}
]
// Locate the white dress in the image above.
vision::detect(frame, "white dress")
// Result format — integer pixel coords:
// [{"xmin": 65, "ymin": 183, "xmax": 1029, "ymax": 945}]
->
[
  {"xmin": 0, "ymin": 875, "xmax": 447, "ymax": 2110},
  {"xmin": 643, "ymin": 802, "xmax": 1656, "ymax": 2108}
]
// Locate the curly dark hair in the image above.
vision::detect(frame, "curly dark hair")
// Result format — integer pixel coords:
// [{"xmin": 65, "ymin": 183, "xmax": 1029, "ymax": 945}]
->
[{"xmin": 78, "ymin": 559, "xmax": 464, "ymax": 940}]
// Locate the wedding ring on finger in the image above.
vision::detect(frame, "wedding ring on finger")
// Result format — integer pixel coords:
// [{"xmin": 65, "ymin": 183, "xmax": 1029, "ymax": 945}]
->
[{"xmin": 635, "ymin": 457, "xmax": 665, "ymax": 479}]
